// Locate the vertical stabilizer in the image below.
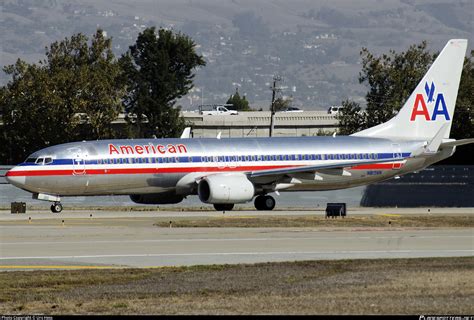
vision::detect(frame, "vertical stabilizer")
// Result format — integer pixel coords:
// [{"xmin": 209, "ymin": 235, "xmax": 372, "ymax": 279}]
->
[{"xmin": 352, "ymin": 39, "xmax": 467, "ymax": 140}]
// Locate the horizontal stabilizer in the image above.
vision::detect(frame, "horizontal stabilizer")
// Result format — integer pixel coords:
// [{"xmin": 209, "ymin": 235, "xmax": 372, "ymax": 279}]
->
[{"xmin": 440, "ymin": 138, "xmax": 474, "ymax": 148}]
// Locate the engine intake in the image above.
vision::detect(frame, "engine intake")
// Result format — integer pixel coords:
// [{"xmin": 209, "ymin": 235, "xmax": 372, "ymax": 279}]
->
[{"xmin": 198, "ymin": 173, "xmax": 255, "ymax": 204}]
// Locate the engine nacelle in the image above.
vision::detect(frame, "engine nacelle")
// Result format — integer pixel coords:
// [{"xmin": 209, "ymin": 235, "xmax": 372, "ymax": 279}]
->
[
  {"xmin": 198, "ymin": 173, "xmax": 255, "ymax": 204},
  {"xmin": 130, "ymin": 192, "xmax": 183, "ymax": 204}
]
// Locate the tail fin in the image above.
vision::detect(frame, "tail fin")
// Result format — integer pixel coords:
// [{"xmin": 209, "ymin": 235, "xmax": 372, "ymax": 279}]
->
[{"xmin": 352, "ymin": 39, "xmax": 467, "ymax": 140}]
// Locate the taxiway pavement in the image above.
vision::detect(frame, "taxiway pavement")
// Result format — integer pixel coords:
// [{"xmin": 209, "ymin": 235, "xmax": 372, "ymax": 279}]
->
[{"xmin": 0, "ymin": 209, "xmax": 472, "ymax": 270}]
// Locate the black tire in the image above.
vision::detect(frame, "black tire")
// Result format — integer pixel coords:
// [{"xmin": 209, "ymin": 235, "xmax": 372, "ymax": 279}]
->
[
  {"xmin": 213, "ymin": 203, "xmax": 234, "ymax": 211},
  {"xmin": 51, "ymin": 203, "xmax": 63, "ymax": 213},
  {"xmin": 254, "ymin": 195, "xmax": 264, "ymax": 210},
  {"xmin": 255, "ymin": 195, "xmax": 275, "ymax": 211},
  {"xmin": 262, "ymin": 195, "xmax": 276, "ymax": 210}
]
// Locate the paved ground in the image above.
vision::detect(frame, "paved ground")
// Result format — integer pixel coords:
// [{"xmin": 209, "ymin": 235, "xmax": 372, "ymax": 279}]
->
[
  {"xmin": 0, "ymin": 208, "xmax": 472, "ymax": 270},
  {"xmin": 1, "ymin": 206, "xmax": 473, "ymax": 220}
]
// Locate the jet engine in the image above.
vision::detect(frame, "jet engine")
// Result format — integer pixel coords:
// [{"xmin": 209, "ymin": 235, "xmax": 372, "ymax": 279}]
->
[
  {"xmin": 130, "ymin": 191, "xmax": 183, "ymax": 204},
  {"xmin": 198, "ymin": 173, "xmax": 255, "ymax": 204}
]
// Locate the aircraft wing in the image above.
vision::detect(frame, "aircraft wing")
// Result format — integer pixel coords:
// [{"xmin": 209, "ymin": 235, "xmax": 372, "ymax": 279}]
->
[{"xmin": 248, "ymin": 158, "xmax": 401, "ymax": 178}]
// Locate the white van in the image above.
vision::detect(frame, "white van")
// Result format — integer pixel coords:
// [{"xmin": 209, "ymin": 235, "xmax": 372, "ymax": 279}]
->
[{"xmin": 327, "ymin": 106, "xmax": 343, "ymax": 115}]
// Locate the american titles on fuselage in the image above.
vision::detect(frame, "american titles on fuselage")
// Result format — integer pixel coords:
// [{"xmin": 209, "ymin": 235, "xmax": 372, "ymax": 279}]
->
[{"xmin": 109, "ymin": 143, "xmax": 188, "ymax": 155}]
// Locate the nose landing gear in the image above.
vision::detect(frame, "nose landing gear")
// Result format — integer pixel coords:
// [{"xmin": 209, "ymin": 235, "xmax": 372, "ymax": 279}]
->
[{"xmin": 50, "ymin": 202, "xmax": 63, "ymax": 213}]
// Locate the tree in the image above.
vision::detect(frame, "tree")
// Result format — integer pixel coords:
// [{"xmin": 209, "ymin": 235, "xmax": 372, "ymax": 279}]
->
[
  {"xmin": 336, "ymin": 100, "xmax": 366, "ymax": 135},
  {"xmin": 226, "ymin": 88, "xmax": 251, "ymax": 111},
  {"xmin": 80, "ymin": 30, "xmax": 127, "ymax": 139},
  {"xmin": 0, "ymin": 30, "xmax": 126, "ymax": 164},
  {"xmin": 443, "ymin": 50, "xmax": 474, "ymax": 164},
  {"xmin": 122, "ymin": 27, "xmax": 205, "ymax": 138},
  {"xmin": 451, "ymin": 50, "xmax": 474, "ymax": 140},
  {"xmin": 232, "ymin": 11, "xmax": 270, "ymax": 39},
  {"xmin": 360, "ymin": 41, "xmax": 435, "ymax": 128},
  {"xmin": 272, "ymin": 97, "xmax": 292, "ymax": 112}
]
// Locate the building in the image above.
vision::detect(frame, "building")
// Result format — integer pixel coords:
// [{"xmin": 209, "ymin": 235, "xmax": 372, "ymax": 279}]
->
[{"xmin": 182, "ymin": 111, "xmax": 338, "ymax": 138}]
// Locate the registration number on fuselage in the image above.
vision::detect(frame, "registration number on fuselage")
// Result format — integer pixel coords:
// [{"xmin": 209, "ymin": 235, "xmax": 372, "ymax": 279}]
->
[{"xmin": 367, "ymin": 170, "xmax": 383, "ymax": 175}]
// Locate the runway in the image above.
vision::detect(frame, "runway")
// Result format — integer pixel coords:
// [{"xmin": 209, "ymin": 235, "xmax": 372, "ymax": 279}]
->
[{"xmin": 1, "ymin": 209, "xmax": 472, "ymax": 270}]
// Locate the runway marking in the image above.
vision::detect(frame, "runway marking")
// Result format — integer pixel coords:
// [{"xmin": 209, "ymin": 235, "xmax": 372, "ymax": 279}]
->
[
  {"xmin": 1, "ymin": 249, "xmax": 473, "ymax": 260},
  {"xmin": 0, "ymin": 234, "xmax": 471, "ymax": 246},
  {"xmin": 378, "ymin": 214, "xmax": 402, "ymax": 217},
  {"xmin": 0, "ymin": 265, "xmax": 117, "ymax": 270}
]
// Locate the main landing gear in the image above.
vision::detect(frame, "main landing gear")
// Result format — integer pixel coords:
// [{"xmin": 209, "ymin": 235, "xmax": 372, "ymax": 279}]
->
[
  {"xmin": 254, "ymin": 195, "xmax": 276, "ymax": 211},
  {"xmin": 50, "ymin": 202, "xmax": 63, "ymax": 213}
]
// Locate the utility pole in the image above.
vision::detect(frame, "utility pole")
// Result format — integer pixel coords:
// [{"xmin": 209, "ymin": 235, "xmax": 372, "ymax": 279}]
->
[{"xmin": 269, "ymin": 75, "xmax": 282, "ymax": 137}]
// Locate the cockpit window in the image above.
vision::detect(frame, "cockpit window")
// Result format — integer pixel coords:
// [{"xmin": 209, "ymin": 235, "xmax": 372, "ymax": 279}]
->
[
  {"xmin": 25, "ymin": 157, "xmax": 37, "ymax": 164},
  {"xmin": 35, "ymin": 158, "xmax": 44, "ymax": 165},
  {"xmin": 44, "ymin": 157, "xmax": 53, "ymax": 164}
]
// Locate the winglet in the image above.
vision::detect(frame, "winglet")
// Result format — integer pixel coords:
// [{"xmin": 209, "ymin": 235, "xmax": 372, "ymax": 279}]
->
[
  {"xmin": 425, "ymin": 123, "xmax": 449, "ymax": 153},
  {"xmin": 180, "ymin": 127, "xmax": 191, "ymax": 139}
]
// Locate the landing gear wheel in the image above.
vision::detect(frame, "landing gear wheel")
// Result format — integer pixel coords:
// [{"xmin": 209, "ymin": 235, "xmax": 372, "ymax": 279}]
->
[
  {"xmin": 213, "ymin": 203, "xmax": 234, "ymax": 211},
  {"xmin": 50, "ymin": 202, "xmax": 63, "ymax": 213},
  {"xmin": 254, "ymin": 195, "xmax": 276, "ymax": 211}
]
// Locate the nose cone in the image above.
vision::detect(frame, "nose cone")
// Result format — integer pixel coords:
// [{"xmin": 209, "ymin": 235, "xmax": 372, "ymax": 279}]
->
[{"xmin": 5, "ymin": 168, "xmax": 26, "ymax": 188}]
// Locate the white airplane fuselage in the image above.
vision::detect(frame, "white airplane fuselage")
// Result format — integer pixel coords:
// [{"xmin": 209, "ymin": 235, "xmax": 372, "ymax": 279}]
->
[
  {"xmin": 6, "ymin": 136, "xmax": 446, "ymax": 195},
  {"xmin": 5, "ymin": 39, "xmax": 470, "ymax": 212}
]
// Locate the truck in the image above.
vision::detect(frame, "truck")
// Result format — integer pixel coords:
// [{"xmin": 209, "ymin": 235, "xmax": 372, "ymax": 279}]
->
[{"xmin": 199, "ymin": 104, "xmax": 239, "ymax": 116}]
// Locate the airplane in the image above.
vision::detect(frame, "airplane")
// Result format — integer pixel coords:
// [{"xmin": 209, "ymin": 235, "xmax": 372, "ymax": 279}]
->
[{"xmin": 6, "ymin": 39, "xmax": 473, "ymax": 213}]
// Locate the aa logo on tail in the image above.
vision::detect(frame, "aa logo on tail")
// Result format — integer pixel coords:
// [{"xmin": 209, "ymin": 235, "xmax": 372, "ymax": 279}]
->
[{"xmin": 410, "ymin": 82, "xmax": 450, "ymax": 121}]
